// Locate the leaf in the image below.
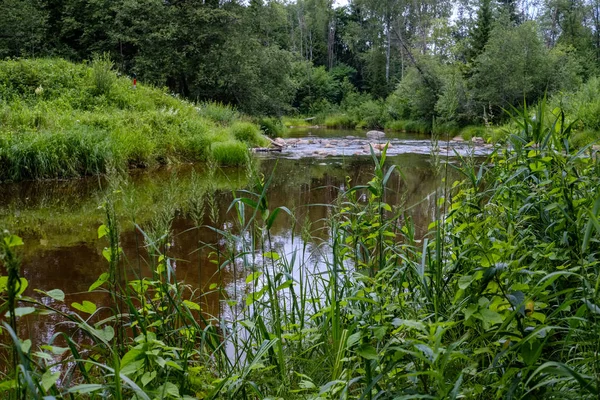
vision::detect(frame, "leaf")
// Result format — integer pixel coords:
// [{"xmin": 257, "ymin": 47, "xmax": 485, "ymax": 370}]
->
[
  {"xmin": 71, "ymin": 301, "xmax": 97, "ymax": 315},
  {"xmin": 41, "ymin": 370, "xmax": 60, "ymax": 391},
  {"xmin": 356, "ymin": 344, "xmax": 378, "ymax": 360},
  {"xmin": 102, "ymin": 248, "xmax": 112, "ymax": 262},
  {"xmin": 0, "ymin": 379, "xmax": 16, "ymax": 390},
  {"xmin": 263, "ymin": 251, "xmax": 280, "ymax": 260},
  {"xmin": 89, "ymin": 273, "xmax": 109, "ymax": 292},
  {"xmin": 141, "ymin": 371, "xmax": 156, "ymax": 387},
  {"xmin": 458, "ymin": 275, "xmax": 474, "ymax": 290},
  {"xmin": 35, "ymin": 288, "xmax": 65, "ymax": 302},
  {"xmin": 97, "ymin": 224, "xmax": 109, "ymax": 239},
  {"xmin": 157, "ymin": 382, "xmax": 180, "ymax": 397},
  {"xmin": 68, "ymin": 384, "xmax": 104, "ymax": 394},
  {"xmin": 121, "ymin": 348, "xmax": 144, "ymax": 367},
  {"xmin": 91, "ymin": 326, "xmax": 114, "ymax": 343},
  {"xmin": 583, "ymin": 299, "xmax": 600, "ymax": 315},
  {"xmin": 40, "ymin": 345, "xmax": 69, "ymax": 355},
  {"xmin": 0, "ymin": 277, "xmax": 29, "ymax": 296},
  {"xmin": 21, "ymin": 339, "xmax": 32, "ymax": 353},
  {"xmin": 346, "ymin": 332, "xmax": 361, "ymax": 349},
  {"xmin": 245, "ymin": 271, "xmax": 262, "ymax": 283},
  {"xmin": 479, "ymin": 308, "xmax": 503, "ymax": 329},
  {"xmin": 275, "ymin": 280, "xmax": 293, "ymax": 291},
  {"xmin": 9, "ymin": 307, "xmax": 36, "ymax": 317},
  {"xmin": 183, "ymin": 300, "xmax": 201, "ymax": 311},
  {"xmin": 3, "ymin": 235, "xmax": 23, "ymax": 248}
]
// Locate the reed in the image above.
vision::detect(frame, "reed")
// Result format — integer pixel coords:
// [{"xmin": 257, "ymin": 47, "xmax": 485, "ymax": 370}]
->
[{"xmin": 1, "ymin": 103, "xmax": 599, "ymax": 399}]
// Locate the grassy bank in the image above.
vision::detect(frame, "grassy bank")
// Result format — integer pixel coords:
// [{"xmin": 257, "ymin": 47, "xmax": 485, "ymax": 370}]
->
[
  {"xmin": 0, "ymin": 57, "xmax": 268, "ymax": 181},
  {"xmin": 1, "ymin": 105, "xmax": 600, "ymax": 398}
]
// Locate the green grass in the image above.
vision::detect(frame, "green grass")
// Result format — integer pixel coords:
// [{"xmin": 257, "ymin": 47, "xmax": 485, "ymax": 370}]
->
[
  {"xmin": 0, "ymin": 58, "xmax": 265, "ymax": 181},
  {"xmin": 229, "ymin": 121, "xmax": 269, "ymax": 147},
  {"xmin": 281, "ymin": 116, "xmax": 314, "ymax": 127},
  {"xmin": 459, "ymin": 124, "xmax": 487, "ymax": 140},
  {"xmin": 210, "ymin": 141, "xmax": 249, "ymax": 166},
  {"xmin": 3, "ymin": 105, "xmax": 599, "ymax": 398},
  {"xmin": 2, "ymin": 104, "xmax": 600, "ymax": 398},
  {"xmin": 257, "ymin": 117, "xmax": 286, "ymax": 137},
  {"xmin": 323, "ymin": 114, "xmax": 357, "ymax": 129}
]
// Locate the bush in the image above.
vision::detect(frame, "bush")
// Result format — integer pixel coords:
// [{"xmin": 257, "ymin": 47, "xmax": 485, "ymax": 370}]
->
[
  {"xmin": 432, "ymin": 121, "xmax": 460, "ymax": 135},
  {"xmin": 324, "ymin": 114, "xmax": 356, "ymax": 129},
  {"xmin": 196, "ymin": 102, "xmax": 239, "ymax": 125},
  {"xmin": 0, "ymin": 58, "xmax": 253, "ymax": 181},
  {"xmin": 460, "ymin": 125, "xmax": 486, "ymax": 140},
  {"xmin": 210, "ymin": 141, "xmax": 248, "ymax": 166},
  {"xmin": 352, "ymin": 100, "xmax": 388, "ymax": 129},
  {"xmin": 571, "ymin": 129, "xmax": 599, "ymax": 148},
  {"xmin": 91, "ymin": 53, "xmax": 115, "ymax": 96},
  {"xmin": 230, "ymin": 121, "xmax": 268, "ymax": 147},
  {"xmin": 258, "ymin": 117, "xmax": 285, "ymax": 137}
]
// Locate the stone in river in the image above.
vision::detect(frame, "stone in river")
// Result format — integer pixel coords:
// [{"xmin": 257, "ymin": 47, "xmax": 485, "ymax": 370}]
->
[
  {"xmin": 366, "ymin": 130, "xmax": 386, "ymax": 139},
  {"xmin": 453, "ymin": 136, "xmax": 464, "ymax": 142},
  {"xmin": 471, "ymin": 136, "xmax": 485, "ymax": 144}
]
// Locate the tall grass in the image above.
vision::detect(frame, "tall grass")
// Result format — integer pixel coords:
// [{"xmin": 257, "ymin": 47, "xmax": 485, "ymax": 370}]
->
[
  {"xmin": 0, "ymin": 58, "xmax": 265, "ymax": 182},
  {"xmin": 1, "ymin": 104, "xmax": 600, "ymax": 398}
]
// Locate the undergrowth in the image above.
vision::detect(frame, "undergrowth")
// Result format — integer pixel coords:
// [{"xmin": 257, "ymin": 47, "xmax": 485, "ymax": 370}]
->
[
  {"xmin": 0, "ymin": 58, "xmax": 266, "ymax": 181},
  {"xmin": 1, "ymin": 103, "xmax": 600, "ymax": 398}
]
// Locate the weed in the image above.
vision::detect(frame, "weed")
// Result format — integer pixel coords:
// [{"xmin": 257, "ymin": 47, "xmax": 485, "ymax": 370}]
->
[{"xmin": 211, "ymin": 141, "xmax": 249, "ymax": 166}]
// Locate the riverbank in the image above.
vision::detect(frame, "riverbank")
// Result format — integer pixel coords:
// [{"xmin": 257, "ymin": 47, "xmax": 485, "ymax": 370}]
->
[
  {"xmin": 2, "ymin": 106, "xmax": 599, "ymax": 398},
  {"xmin": 0, "ymin": 58, "xmax": 268, "ymax": 182}
]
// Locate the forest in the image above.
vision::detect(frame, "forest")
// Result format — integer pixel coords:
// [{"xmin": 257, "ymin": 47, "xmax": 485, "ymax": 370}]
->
[
  {"xmin": 3, "ymin": 0, "xmax": 600, "ymax": 132},
  {"xmin": 1, "ymin": 0, "xmax": 600, "ymax": 399}
]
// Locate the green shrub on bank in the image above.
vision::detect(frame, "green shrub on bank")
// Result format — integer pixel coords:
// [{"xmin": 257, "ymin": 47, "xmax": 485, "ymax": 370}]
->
[
  {"xmin": 432, "ymin": 121, "xmax": 461, "ymax": 135},
  {"xmin": 460, "ymin": 125, "xmax": 486, "ymax": 140},
  {"xmin": 571, "ymin": 129, "xmax": 599, "ymax": 148},
  {"xmin": 210, "ymin": 141, "xmax": 248, "ymax": 166},
  {"xmin": 196, "ymin": 101, "xmax": 239, "ymax": 125},
  {"xmin": 282, "ymin": 116, "xmax": 313, "ymax": 127},
  {"xmin": 324, "ymin": 114, "xmax": 356, "ymax": 129},
  {"xmin": 230, "ymin": 121, "xmax": 269, "ymax": 147},
  {"xmin": 257, "ymin": 117, "xmax": 285, "ymax": 137},
  {"xmin": 0, "ymin": 58, "xmax": 265, "ymax": 181}
]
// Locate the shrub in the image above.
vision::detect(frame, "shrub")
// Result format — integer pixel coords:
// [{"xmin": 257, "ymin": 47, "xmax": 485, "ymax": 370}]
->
[
  {"xmin": 197, "ymin": 101, "xmax": 239, "ymax": 125},
  {"xmin": 258, "ymin": 117, "xmax": 285, "ymax": 137},
  {"xmin": 403, "ymin": 120, "xmax": 431, "ymax": 134},
  {"xmin": 432, "ymin": 121, "xmax": 460, "ymax": 135},
  {"xmin": 281, "ymin": 117, "xmax": 312, "ymax": 128},
  {"xmin": 324, "ymin": 114, "xmax": 356, "ymax": 129},
  {"xmin": 571, "ymin": 129, "xmax": 599, "ymax": 148},
  {"xmin": 230, "ymin": 121, "xmax": 268, "ymax": 147},
  {"xmin": 460, "ymin": 125, "xmax": 486, "ymax": 140},
  {"xmin": 91, "ymin": 53, "xmax": 116, "ymax": 96},
  {"xmin": 210, "ymin": 141, "xmax": 248, "ymax": 166},
  {"xmin": 353, "ymin": 100, "xmax": 388, "ymax": 129}
]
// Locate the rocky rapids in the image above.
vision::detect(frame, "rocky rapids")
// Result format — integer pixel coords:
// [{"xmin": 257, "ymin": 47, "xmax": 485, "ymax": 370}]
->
[{"xmin": 255, "ymin": 131, "xmax": 495, "ymax": 159}]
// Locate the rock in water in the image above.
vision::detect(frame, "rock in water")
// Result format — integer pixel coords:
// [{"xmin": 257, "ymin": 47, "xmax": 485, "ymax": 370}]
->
[{"xmin": 366, "ymin": 130, "xmax": 386, "ymax": 139}]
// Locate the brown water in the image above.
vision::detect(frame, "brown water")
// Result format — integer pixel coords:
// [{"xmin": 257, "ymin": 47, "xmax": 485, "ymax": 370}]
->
[{"xmin": 0, "ymin": 129, "xmax": 461, "ymax": 350}]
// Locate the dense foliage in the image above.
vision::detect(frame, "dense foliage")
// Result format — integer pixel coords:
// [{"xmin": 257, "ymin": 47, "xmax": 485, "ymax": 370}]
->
[
  {"xmin": 1, "ymin": 0, "xmax": 600, "ymax": 130},
  {"xmin": 0, "ymin": 58, "xmax": 266, "ymax": 181},
  {"xmin": 1, "ymin": 105, "xmax": 599, "ymax": 398}
]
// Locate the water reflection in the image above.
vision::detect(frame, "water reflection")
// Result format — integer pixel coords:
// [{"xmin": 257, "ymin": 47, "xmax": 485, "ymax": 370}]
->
[{"xmin": 0, "ymin": 151, "xmax": 456, "ymax": 352}]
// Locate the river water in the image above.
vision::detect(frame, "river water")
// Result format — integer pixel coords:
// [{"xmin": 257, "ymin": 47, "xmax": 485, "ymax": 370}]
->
[{"xmin": 0, "ymin": 128, "xmax": 480, "ymax": 348}]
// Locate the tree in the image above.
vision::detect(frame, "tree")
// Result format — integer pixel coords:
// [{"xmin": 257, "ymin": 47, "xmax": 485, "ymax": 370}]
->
[
  {"xmin": 470, "ymin": 20, "xmax": 559, "ymax": 119},
  {"xmin": 0, "ymin": 0, "xmax": 48, "ymax": 57}
]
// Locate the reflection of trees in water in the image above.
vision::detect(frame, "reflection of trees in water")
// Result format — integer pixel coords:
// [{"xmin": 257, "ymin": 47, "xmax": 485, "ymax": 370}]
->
[{"xmin": 2, "ymin": 154, "xmax": 453, "ymax": 352}]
